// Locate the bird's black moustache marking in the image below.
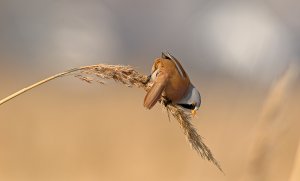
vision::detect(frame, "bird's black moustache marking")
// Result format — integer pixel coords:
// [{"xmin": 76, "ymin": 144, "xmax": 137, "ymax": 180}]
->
[{"xmin": 178, "ymin": 104, "xmax": 195, "ymax": 110}]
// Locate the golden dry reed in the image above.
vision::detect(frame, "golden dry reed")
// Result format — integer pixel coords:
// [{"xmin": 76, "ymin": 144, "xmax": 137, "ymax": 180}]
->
[
  {"xmin": 0, "ymin": 64, "xmax": 222, "ymax": 172},
  {"xmin": 289, "ymin": 141, "xmax": 300, "ymax": 181},
  {"xmin": 242, "ymin": 64, "xmax": 299, "ymax": 181}
]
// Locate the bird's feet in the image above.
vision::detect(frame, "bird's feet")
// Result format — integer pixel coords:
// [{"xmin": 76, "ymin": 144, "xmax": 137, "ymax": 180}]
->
[
  {"xmin": 143, "ymin": 75, "xmax": 151, "ymax": 85},
  {"xmin": 161, "ymin": 97, "xmax": 172, "ymax": 107}
]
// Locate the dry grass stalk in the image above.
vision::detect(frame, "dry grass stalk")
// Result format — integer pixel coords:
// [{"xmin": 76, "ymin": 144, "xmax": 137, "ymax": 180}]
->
[
  {"xmin": 0, "ymin": 64, "xmax": 222, "ymax": 172},
  {"xmin": 289, "ymin": 141, "xmax": 300, "ymax": 181},
  {"xmin": 242, "ymin": 64, "xmax": 299, "ymax": 181},
  {"xmin": 163, "ymin": 104, "xmax": 222, "ymax": 171}
]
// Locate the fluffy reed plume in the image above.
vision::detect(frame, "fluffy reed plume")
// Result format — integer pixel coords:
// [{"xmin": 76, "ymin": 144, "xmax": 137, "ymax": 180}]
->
[
  {"xmin": 0, "ymin": 64, "xmax": 222, "ymax": 172},
  {"xmin": 242, "ymin": 64, "xmax": 299, "ymax": 181}
]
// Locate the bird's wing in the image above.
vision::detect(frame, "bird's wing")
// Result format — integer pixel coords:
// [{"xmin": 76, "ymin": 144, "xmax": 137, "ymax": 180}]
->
[
  {"xmin": 144, "ymin": 70, "xmax": 169, "ymax": 109},
  {"xmin": 162, "ymin": 52, "xmax": 188, "ymax": 79}
]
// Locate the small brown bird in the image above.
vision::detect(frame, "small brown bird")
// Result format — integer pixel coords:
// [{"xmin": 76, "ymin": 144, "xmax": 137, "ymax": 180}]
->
[{"xmin": 144, "ymin": 52, "xmax": 201, "ymax": 116}]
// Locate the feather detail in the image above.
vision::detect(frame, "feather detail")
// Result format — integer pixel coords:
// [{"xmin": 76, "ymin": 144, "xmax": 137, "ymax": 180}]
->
[
  {"xmin": 143, "ymin": 71, "xmax": 169, "ymax": 109},
  {"xmin": 162, "ymin": 52, "xmax": 188, "ymax": 79}
]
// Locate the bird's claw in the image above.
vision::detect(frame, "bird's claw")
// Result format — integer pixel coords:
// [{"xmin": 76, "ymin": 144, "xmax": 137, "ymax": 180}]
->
[
  {"xmin": 161, "ymin": 97, "xmax": 172, "ymax": 107},
  {"xmin": 143, "ymin": 75, "xmax": 151, "ymax": 85}
]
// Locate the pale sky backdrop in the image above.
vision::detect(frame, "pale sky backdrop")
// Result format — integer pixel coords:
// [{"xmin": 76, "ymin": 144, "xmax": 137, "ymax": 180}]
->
[
  {"xmin": 0, "ymin": 0, "xmax": 299, "ymax": 83},
  {"xmin": 0, "ymin": 2, "xmax": 300, "ymax": 180}
]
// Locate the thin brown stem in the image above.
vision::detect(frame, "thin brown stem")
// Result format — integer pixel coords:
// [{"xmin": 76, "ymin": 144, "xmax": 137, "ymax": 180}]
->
[
  {"xmin": 0, "ymin": 67, "xmax": 85, "ymax": 106},
  {"xmin": 0, "ymin": 64, "xmax": 222, "ymax": 172}
]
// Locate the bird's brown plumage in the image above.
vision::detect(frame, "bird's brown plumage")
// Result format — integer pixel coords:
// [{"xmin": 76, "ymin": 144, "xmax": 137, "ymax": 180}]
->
[{"xmin": 144, "ymin": 54, "xmax": 190, "ymax": 109}]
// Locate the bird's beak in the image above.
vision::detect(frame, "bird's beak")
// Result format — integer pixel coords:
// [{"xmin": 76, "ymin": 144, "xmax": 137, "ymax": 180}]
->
[
  {"xmin": 191, "ymin": 107, "xmax": 199, "ymax": 117},
  {"xmin": 191, "ymin": 109, "xmax": 197, "ymax": 117}
]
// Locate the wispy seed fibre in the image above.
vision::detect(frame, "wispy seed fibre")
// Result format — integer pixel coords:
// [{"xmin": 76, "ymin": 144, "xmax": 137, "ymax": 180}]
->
[{"xmin": 0, "ymin": 64, "xmax": 222, "ymax": 172}]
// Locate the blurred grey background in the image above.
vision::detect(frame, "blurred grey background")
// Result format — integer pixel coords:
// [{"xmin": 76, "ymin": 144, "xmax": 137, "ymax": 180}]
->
[
  {"xmin": 0, "ymin": 0, "xmax": 299, "ymax": 83},
  {"xmin": 0, "ymin": 1, "xmax": 300, "ymax": 181}
]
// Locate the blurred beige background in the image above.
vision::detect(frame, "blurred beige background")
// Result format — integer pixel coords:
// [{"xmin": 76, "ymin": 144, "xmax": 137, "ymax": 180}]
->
[{"xmin": 0, "ymin": 0, "xmax": 300, "ymax": 180}]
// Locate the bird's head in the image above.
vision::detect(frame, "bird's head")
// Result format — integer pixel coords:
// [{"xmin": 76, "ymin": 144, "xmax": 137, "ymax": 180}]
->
[
  {"xmin": 177, "ymin": 84, "xmax": 201, "ymax": 117},
  {"xmin": 190, "ymin": 87, "xmax": 201, "ymax": 117}
]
